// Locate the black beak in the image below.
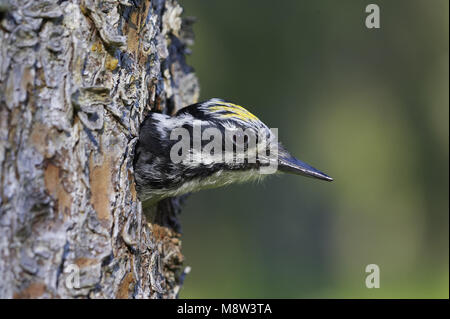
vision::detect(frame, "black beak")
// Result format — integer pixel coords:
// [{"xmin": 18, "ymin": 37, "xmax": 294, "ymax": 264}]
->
[{"xmin": 278, "ymin": 154, "xmax": 333, "ymax": 182}]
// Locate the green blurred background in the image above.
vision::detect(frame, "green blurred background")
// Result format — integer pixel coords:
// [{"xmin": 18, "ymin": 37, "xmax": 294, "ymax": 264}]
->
[{"xmin": 178, "ymin": 0, "xmax": 449, "ymax": 298}]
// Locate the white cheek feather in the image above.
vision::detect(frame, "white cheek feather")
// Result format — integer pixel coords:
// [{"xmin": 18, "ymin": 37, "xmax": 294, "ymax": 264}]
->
[
  {"xmin": 169, "ymin": 114, "xmax": 195, "ymax": 129},
  {"xmin": 171, "ymin": 168, "xmax": 266, "ymax": 195},
  {"xmin": 153, "ymin": 113, "xmax": 196, "ymax": 137},
  {"xmin": 143, "ymin": 169, "xmax": 267, "ymax": 205},
  {"xmin": 151, "ymin": 113, "xmax": 171, "ymax": 138}
]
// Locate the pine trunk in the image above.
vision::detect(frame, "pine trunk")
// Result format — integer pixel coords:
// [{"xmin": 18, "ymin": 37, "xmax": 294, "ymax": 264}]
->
[{"xmin": 0, "ymin": 0, "xmax": 199, "ymax": 298}]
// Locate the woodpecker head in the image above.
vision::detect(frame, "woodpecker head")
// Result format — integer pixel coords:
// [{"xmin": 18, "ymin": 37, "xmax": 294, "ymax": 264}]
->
[{"xmin": 134, "ymin": 98, "xmax": 332, "ymax": 204}]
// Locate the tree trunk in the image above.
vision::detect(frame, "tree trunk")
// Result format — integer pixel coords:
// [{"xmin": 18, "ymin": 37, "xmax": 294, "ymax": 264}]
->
[{"xmin": 0, "ymin": 0, "xmax": 199, "ymax": 298}]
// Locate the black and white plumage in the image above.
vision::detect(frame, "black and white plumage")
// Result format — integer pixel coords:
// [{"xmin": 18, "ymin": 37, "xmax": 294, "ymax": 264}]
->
[{"xmin": 134, "ymin": 98, "xmax": 332, "ymax": 205}]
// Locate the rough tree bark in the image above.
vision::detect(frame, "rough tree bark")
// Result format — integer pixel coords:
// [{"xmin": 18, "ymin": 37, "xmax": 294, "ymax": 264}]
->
[{"xmin": 0, "ymin": 0, "xmax": 199, "ymax": 298}]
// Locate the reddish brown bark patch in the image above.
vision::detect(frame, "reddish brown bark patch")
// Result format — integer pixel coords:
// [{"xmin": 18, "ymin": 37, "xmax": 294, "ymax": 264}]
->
[
  {"xmin": 116, "ymin": 272, "xmax": 136, "ymax": 299},
  {"xmin": 44, "ymin": 163, "xmax": 72, "ymax": 218},
  {"xmin": 89, "ymin": 156, "xmax": 112, "ymax": 227},
  {"xmin": 13, "ymin": 282, "xmax": 47, "ymax": 299}
]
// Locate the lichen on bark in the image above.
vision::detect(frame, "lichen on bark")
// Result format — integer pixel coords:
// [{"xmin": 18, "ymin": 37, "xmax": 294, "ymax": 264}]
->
[{"xmin": 0, "ymin": 0, "xmax": 199, "ymax": 298}]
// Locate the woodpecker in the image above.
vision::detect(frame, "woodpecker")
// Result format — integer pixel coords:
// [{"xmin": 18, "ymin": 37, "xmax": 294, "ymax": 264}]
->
[{"xmin": 134, "ymin": 98, "xmax": 332, "ymax": 205}]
